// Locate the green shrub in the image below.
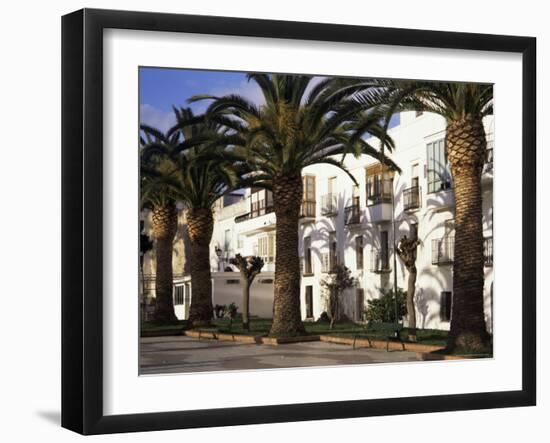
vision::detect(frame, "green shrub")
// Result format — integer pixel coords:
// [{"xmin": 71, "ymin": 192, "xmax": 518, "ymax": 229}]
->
[{"xmin": 364, "ymin": 288, "xmax": 407, "ymax": 323}]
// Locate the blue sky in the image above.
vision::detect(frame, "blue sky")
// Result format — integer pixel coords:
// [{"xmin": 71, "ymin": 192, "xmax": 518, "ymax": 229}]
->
[
  {"xmin": 140, "ymin": 67, "xmax": 265, "ymax": 132},
  {"xmin": 139, "ymin": 67, "xmax": 399, "ymax": 132}
]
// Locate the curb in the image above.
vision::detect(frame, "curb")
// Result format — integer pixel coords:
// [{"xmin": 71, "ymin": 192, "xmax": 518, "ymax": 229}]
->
[
  {"xmin": 183, "ymin": 330, "xmax": 321, "ymax": 345},
  {"xmin": 416, "ymin": 352, "xmax": 490, "ymax": 361},
  {"xmin": 319, "ymin": 335, "xmax": 445, "ymax": 353},
  {"xmin": 141, "ymin": 329, "xmax": 185, "ymax": 338}
]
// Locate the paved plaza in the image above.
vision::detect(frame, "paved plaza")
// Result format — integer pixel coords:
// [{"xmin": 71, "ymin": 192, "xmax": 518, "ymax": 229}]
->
[{"xmin": 140, "ymin": 335, "xmax": 422, "ymax": 374}]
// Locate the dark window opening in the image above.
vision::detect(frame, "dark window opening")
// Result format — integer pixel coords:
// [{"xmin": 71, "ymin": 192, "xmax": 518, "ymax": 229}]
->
[
  {"xmin": 305, "ymin": 286, "xmax": 314, "ymax": 319},
  {"xmin": 440, "ymin": 291, "xmax": 452, "ymax": 322}
]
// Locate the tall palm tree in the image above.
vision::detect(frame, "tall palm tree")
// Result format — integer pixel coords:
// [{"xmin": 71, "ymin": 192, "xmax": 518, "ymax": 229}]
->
[
  {"xmin": 140, "ymin": 126, "xmax": 183, "ymax": 322},
  {"xmin": 143, "ymin": 108, "xmax": 249, "ymax": 327},
  {"xmin": 190, "ymin": 74, "xmax": 396, "ymax": 336},
  {"xmin": 346, "ymin": 80, "xmax": 493, "ymax": 351}
]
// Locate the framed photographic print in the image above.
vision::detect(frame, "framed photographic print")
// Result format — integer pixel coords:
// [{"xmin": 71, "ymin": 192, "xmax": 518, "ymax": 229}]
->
[{"xmin": 61, "ymin": 8, "xmax": 536, "ymax": 435}]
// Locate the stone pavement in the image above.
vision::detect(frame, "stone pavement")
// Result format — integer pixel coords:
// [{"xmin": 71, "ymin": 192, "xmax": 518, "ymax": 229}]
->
[{"xmin": 140, "ymin": 335, "xmax": 421, "ymax": 374}]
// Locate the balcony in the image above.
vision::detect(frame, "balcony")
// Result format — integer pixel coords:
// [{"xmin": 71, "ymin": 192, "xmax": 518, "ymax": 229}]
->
[
  {"xmin": 432, "ymin": 236, "xmax": 493, "ymax": 266},
  {"xmin": 432, "ymin": 237, "xmax": 454, "ymax": 265},
  {"xmin": 344, "ymin": 204, "xmax": 361, "ymax": 226},
  {"xmin": 366, "ymin": 178, "xmax": 393, "ymax": 223},
  {"xmin": 403, "ymin": 185, "xmax": 420, "ymax": 211},
  {"xmin": 366, "ymin": 179, "xmax": 393, "ymax": 206},
  {"xmin": 321, "ymin": 194, "xmax": 338, "ymax": 216},
  {"xmin": 370, "ymin": 250, "xmax": 391, "ymax": 274},
  {"xmin": 300, "ymin": 200, "xmax": 316, "ymax": 220},
  {"xmin": 234, "ymin": 205, "xmax": 274, "ymax": 223}
]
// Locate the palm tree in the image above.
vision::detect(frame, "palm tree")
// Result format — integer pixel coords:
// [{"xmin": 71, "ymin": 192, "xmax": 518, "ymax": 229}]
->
[
  {"xmin": 346, "ymin": 80, "xmax": 493, "ymax": 351},
  {"xmin": 143, "ymin": 108, "xmax": 249, "ymax": 327},
  {"xmin": 140, "ymin": 126, "xmax": 183, "ymax": 322},
  {"xmin": 190, "ymin": 74, "xmax": 396, "ymax": 336}
]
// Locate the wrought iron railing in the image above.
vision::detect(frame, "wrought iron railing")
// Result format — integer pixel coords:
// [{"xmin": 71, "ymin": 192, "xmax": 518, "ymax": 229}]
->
[
  {"xmin": 370, "ymin": 249, "xmax": 390, "ymax": 273},
  {"xmin": 234, "ymin": 205, "xmax": 274, "ymax": 223},
  {"xmin": 432, "ymin": 236, "xmax": 492, "ymax": 266},
  {"xmin": 300, "ymin": 200, "xmax": 316, "ymax": 218},
  {"xmin": 403, "ymin": 185, "xmax": 420, "ymax": 211},
  {"xmin": 432, "ymin": 237, "xmax": 454, "ymax": 265},
  {"xmin": 321, "ymin": 193, "xmax": 338, "ymax": 215},
  {"xmin": 366, "ymin": 178, "xmax": 393, "ymax": 205},
  {"xmin": 344, "ymin": 204, "xmax": 361, "ymax": 225}
]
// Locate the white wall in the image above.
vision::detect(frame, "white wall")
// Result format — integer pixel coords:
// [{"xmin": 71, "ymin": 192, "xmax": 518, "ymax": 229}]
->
[{"xmin": 1, "ymin": 1, "xmax": 545, "ymax": 442}]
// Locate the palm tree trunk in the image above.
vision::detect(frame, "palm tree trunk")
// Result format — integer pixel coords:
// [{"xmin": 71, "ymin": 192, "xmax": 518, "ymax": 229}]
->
[
  {"xmin": 242, "ymin": 281, "xmax": 251, "ymax": 331},
  {"xmin": 406, "ymin": 269, "xmax": 417, "ymax": 341},
  {"xmin": 447, "ymin": 116, "xmax": 488, "ymax": 351},
  {"xmin": 151, "ymin": 203, "xmax": 178, "ymax": 322},
  {"xmin": 187, "ymin": 207, "xmax": 214, "ymax": 327},
  {"xmin": 270, "ymin": 175, "xmax": 306, "ymax": 336}
]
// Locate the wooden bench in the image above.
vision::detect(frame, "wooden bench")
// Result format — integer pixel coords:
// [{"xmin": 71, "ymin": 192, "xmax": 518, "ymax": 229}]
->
[{"xmin": 353, "ymin": 321, "xmax": 405, "ymax": 351}]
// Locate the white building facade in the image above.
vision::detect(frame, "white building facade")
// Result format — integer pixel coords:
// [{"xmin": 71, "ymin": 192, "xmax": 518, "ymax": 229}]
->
[{"xmin": 165, "ymin": 111, "xmax": 494, "ymax": 332}]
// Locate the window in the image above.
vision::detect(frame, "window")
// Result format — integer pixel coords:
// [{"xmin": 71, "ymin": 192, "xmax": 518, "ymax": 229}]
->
[
  {"xmin": 329, "ymin": 232, "xmax": 338, "ymax": 270},
  {"xmin": 355, "ymin": 235, "xmax": 364, "ymax": 270},
  {"xmin": 237, "ymin": 235, "xmax": 244, "ymax": 249},
  {"xmin": 174, "ymin": 284, "xmax": 184, "ymax": 305},
  {"xmin": 303, "ymin": 175, "xmax": 316, "ymax": 202},
  {"xmin": 328, "ymin": 176, "xmax": 337, "ymax": 195},
  {"xmin": 250, "ymin": 189, "xmax": 273, "ymax": 217},
  {"xmin": 440, "ymin": 291, "xmax": 452, "ymax": 322},
  {"xmin": 380, "ymin": 231, "xmax": 389, "ymax": 270},
  {"xmin": 305, "ymin": 286, "xmax": 314, "ymax": 319},
  {"xmin": 301, "ymin": 175, "xmax": 316, "ymax": 217},
  {"xmin": 184, "ymin": 284, "xmax": 191, "ymax": 305},
  {"xmin": 410, "ymin": 222, "xmax": 418, "ymax": 241},
  {"xmin": 224, "ymin": 229, "xmax": 232, "ymax": 252},
  {"xmin": 226, "ymin": 279, "xmax": 240, "ymax": 285},
  {"xmin": 427, "ymin": 139, "xmax": 451, "ymax": 193},
  {"xmin": 352, "ymin": 185, "xmax": 360, "ymax": 207},
  {"xmin": 356, "ymin": 288, "xmax": 365, "ymax": 321},
  {"xmin": 303, "ymin": 236, "xmax": 313, "ymax": 274},
  {"xmin": 258, "ymin": 234, "xmax": 276, "ymax": 263}
]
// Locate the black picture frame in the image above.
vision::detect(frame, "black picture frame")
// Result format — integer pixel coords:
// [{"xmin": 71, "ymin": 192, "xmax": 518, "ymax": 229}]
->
[{"xmin": 62, "ymin": 8, "xmax": 537, "ymax": 435}]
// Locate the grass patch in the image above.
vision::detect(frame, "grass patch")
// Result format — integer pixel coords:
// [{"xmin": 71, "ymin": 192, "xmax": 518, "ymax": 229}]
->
[
  {"xmin": 141, "ymin": 320, "xmax": 189, "ymax": 333},
  {"xmin": 212, "ymin": 317, "xmax": 271, "ymax": 336},
  {"xmin": 202, "ymin": 318, "xmax": 448, "ymax": 346}
]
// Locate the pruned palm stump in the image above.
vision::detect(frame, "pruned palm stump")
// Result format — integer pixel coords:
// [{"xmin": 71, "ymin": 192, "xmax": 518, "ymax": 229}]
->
[
  {"xmin": 396, "ymin": 234, "xmax": 420, "ymax": 342},
  {"xmin": 321, "ymin": 264, "xmax": 356, "ymax": 330},
  {"xmin": 339, "ymin": 79, "xmax": 492, "ymax": 351},
  {"xmin": 229, "ymin": 254, "xmax": 264, "ymax": 331},
  {"xmin": 190, "ymin": 74, "xmax": 397, "ymax": 336}
]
